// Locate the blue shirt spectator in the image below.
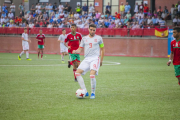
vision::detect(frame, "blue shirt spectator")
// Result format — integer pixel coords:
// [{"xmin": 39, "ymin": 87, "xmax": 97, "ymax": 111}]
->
[
  {"xmin": 49, "ymin": 19, "xmax": 53, "ymax": 23},
  {"xmin": 121, "ymin": 19, "xmax": 124, "ymax": 23},
  {"xmin": 104, "ymin": 21, "xmax": 110, "ymax": 27},
  {"xmin": 125, "ymin": 4, "xmax": 131, "ymax": 13},
  {"xmin": 1, "ymin": 12, "xmax": 6, "ymax": 18},
  {"xmin": 108, "ymin": 15, "xmax": 113, "ymax": 19},
  {"xmin": 57, "ymin": 18, "xmax": 62, "ymax": 23},
  {"xmin": 106, "ymin": 3, "xmax": 111, "ymax": 13},
  {"xmin": 2, "ymin": 5, "xmax": 7, "ymax": 12},
  {"xmin": 33, "ymin": 13, "xmax": 36, "ymax": 17},
  {"xmin": 82, "ymin": 4, "xmax": 88, "ymax": 12},
  {"xmin": 152, "ymin": 18, "xmax": 157, "ymax": 24},
  {"xmin": 139, "ymin": 18, "xmax": 143, "ymax": 24}
]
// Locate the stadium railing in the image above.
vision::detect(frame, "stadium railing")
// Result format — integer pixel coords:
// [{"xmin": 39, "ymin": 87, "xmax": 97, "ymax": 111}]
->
[{"xmin": 0, "ymin": 27, "xmax": 160, "ymax": 37}]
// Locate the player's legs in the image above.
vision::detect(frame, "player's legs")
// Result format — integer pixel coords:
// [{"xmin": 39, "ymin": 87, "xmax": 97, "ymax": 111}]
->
[
  {"xmin": 178, "ymin": 77, "xmax": 180, "ymax": 85},
  {"xmin": 174, "ymin": 65, "xmax": 180, "ymax": 85},
  {"xmin": 68, "ymin": 53, "xmax": 73, "ymax": 68},
  {"xmin": 72, "ymin": 61, "xmax": 78, "ymax": 81},
  {"xmin": 18, "ymin": 50, "xmax": 24, "ymax": 60},
  {"xmin": 41, "ymin": 49, "xmax": 44, "ymax": 59},
  {"xmin": 38, "ymin": 49, "xmax": 40, "ymax": 59},
  {"xmin": 90, "ymin": 70, "xmax": 97, "ymax": 99},
  {"xmin": 25, "ymin": 50, "xmax": 31, "ymax": 60}
]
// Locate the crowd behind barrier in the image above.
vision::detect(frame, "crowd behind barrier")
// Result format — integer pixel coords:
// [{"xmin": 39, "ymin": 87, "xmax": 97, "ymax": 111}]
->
[{"xmin": 0, "ymin": 27, "xmax": 158, "ymax": 37}]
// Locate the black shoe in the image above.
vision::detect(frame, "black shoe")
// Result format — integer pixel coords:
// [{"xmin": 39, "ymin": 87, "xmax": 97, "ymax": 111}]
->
[
  {"xmin": 68, "ymin": 61, "xmax": 71, "ymax": 68},
  {"xmin": 75, "ymin": 78, "xmax": 78, "ymax": 82}
]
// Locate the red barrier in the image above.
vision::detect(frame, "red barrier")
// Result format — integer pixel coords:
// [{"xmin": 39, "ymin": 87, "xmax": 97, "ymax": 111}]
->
[
  {"xmin": 17, "ymin": 27, "xmax": 29, "ymax": 34},
  {"xmin": 115, "ymin": 28, "xmax": 128, "ymax": 36},
  {"xmin": 53, "ymin": 28, "xmax": 63, "ymax": 35},
  {"xmin": 143, "ymin": 28, "xmax": 155, "ymax": 36},
  {"xmin": 65, "ymin": 28, "xmax": 71, "ymax": 34},
  {"xmin": 102, "ymin": 28, "xmax": 109, "ymax": 35},
  {"xmin": 41, "ymin": 28, "xmax": 54, "ymax": 35},
  {"xmin": 77, "ymin": 28, "xmax": 89, "ymax": 35},
  {"xmin": 108, "ymin": 28, "xmax": 115, "ymax": 36},
  {"xmin": 6, "ymin": 27, "xmax": 18, "ymax": 34},
  {"xmin": 0, "ymin": 27, "xmax": 6, "ymax": 34},
  {"xmin": 130, "ymin": 28, "xmax": 143, "ymax": 36},
  {"xmin": 30, "ymin": 27, "xmax": 41, "ymax": 35},
  {"xmin": 96, "ymin": 28, "xmax": 103, "ymax": 36}
]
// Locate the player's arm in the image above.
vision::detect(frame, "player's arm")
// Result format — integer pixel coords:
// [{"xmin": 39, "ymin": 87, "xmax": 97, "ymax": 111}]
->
[
  {"xmin": 100, "ymin": 44, "xmax": 105, "ymax": 66},
  {"xmin": 167, "ymin": 51, "xmax": 174, "ymax": 66},
  {"xmin": 64, "ymin": 37, "xmax": 71, "ymax": 49},
  {"xmin": 72, "ymin": 47, "xmax": 83, "ymax": 54},
  {"xmin": 21, "ymin": 34, "xmax": 31, "ymax": 42}
]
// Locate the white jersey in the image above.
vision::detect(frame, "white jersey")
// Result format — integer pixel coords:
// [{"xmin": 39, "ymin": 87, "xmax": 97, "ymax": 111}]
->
[
  {"xmin": 58, "ymin": 34, "xmax": 67, "ymax": 45},
  {"xmin": 22, "ymin": 33, "xmax": 28, "ymax": 45},
  {"xmin": 80, "ymin": 35, "xmax": 103, "ymax": 58}
]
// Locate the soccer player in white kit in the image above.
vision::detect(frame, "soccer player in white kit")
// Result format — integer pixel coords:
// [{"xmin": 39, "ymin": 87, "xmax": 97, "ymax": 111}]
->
[
  {"xmin": 18, "ymin": 28, "xmax": 32, "ymax": 61},
  {"xmin": 58, "ymin": 29, "xmax": 68, "ymax": 63},
  {"xmin": 73, "ymin": 24, "xmax": 105, "ymax": 99}
]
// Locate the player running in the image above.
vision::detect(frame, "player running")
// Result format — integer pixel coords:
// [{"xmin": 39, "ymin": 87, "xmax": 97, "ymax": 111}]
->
[
  {"xmin": 18, "ymin": 28, "xmax": 32, "ymax": 61},
  {"xmin": 167, "ymin": 27, "xmax": 180, "ymax": 85},
  {"xmin": 73, "ymin": 24, "xmax": 105, "ymax": 99},
  {"xmin": 58, "ymin": 29, "xmax": 68, "ymax": 63},
  {"xmin": 64, "ymin": 24, "xmax": 82, "ymax": 82},
  {"xmin": 36, "ymin": 29, "xmax": 45, "ymax": 59}
]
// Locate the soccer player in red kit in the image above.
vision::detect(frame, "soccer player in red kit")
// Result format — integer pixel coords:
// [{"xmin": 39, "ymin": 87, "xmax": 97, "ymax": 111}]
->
[
  {"xmin": 36, "ymin": 29, "xmax": 45, "ymax": 59},
  {"xmin": 167, "ymin": 27, "xmax": 180, "ymax": 85},
  {"xmin": 64, "ymin": 24, "xmax": 82, "ymax": 82}
]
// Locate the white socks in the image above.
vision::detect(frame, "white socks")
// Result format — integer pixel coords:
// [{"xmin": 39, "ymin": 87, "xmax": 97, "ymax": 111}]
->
[
  {"xmin": 26, "ymin": 51, "xmax": 29, "ymax": 58},
  {"xmin": 75, "ymin": 73, "xmax": 87, "ymax": 93},
  {"xmin": 19, "ymin": 51, "xmax": 24, "ymax": 57},
  {"xmin": 90, "ymin": 75, "xmax": 96, "ymax": 94}
]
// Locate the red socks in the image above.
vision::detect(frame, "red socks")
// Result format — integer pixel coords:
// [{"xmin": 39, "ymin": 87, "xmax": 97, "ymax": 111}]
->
[
  {"xmin": 70, "ymin": 61, "xmax": 73, "ymax": 65},
  {"xmin": 73, "ymin": 69, "xmax": 77, "ymax": 79},
  {"xmin": 41, "ymin": 54, "xmax": 43, "ymax": 58}
]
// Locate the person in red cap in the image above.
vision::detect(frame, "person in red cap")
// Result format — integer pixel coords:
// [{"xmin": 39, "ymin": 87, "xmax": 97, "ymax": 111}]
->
[{"xmin": 115, "ymin": 12, "xmax": 120, "ymax": 19}]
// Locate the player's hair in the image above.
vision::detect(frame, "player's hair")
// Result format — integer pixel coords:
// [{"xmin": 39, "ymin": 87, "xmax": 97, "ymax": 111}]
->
[
  {"xmin": 71, "ymin": 24, "xmax": 76, "ymax": 27},
  {"xmin": 89, "ymin": 24, "xmax": 97, "ymax": 29},
  {"xmin": 62, "ymin": 29, "xmax": 66, "ymax": 31},
  {"xmin": 24, "ymin": 28, "xmax": 27, "ymax": 30},
  {"xmin": 173, "ymin": 27, "xmax": 180, "ymax": 33}
]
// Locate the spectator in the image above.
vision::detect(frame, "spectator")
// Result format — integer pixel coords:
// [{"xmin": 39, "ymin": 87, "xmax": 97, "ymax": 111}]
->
[
  {"xmin": 89, "ymin": 4, "xmax": 95, "ymax": 13},
  {"xmin": 148, "ymin": 10, "xmax": 152, "ymax": 17},
  {"xmin": 125, "ymin": 2, "xmax": 131, "ymax": 14},
  {"xmin": 36, "ymin": 3, "xmax": 41, "ymax": 14},
  {"xmin": 67, "ymin": 4, "xmax": 72, "ymax": 14},
  {"xmin": 74, "ymin": 12, "xmax": 79, "ymax": 19},
  {"xmin": 0, "ymin": 5, "xmax": 1, "ymax": 17},
  {"xmin": 139, "ymin": 2, "xmax": 144, "ymax": 12},
  {"xmin": 47, "ymin": 23, "xmax": 53, "ymax": 28},
  {"xmin": 124, "ymin": 16, "xmax": 129, "ymax": 24},
  {"xmin": 48, "ymin": 3, "xmax": 53, "ymax": 16},
  {"xmin": 45, "ymin": 3, "xmax": 49, "ymax": 17},
  {"xmin": 144, "ymin": 4, "xmax": 149, "ymax": 15},
  {"xmin": 43, "ymin": 12, "xmax": 48, "ymax": 20},
  {"xmin": 1, "ymin": 11, "xmax": 6, "ymax": 18},
  {"xmin": 120, "ymin": 2, "xmax": 125, "ymax": 16},
  {"xmin": 156, "ymin": 16, "xmax": 162, "ymax": 25},
  {"xmin": 64, "ymin": 12, "xmax": 68, "ymax": 18},
  {"xmin": 2, "ymin": 3, "xmax": 7, "ymax": 13},
  {"xmin": 58, "ymin": 3, "xmax": 64, "ymax": 14},
  {"xmin": 134, "ymin": 2, "xmax": 139, "ymax": 13},
  {"xmin": 64, "ymin": 3, "xmax": 68, "ymax": 13},
  {"xmin": 77, "ymin": 21, "xmax": 84, "ymax": 28},
  {"xmin": 127, "ymin": 21, "xmax": 131, "ymax": 28},
  {"xmin": 55, "ymin": 11, "xmax": 59, "ymax": 19},
  {"xmin": 105, "ymin": 8, "xmax": 110, "ymax": 15},
  {"xmin": 178, "ymin": 16, "xmax": 180, "ymax": 25},
  {"xmin": 35, "ymin": 21, "xmax": 40, "ymax": 27},
  {"xmin": 126, "ymin": 11, "xmax": 131, "ymax": 19},
  {"xmin": 18, "ymin": 3, "xmax": 24, "ymax": 16},
  {"xmin": 138, "ymin": 16, "xmax": 143, "ymax": 25},
  {"xmin": 41, "ymin": 3, "xmax": 45, "ymax": 14},
  {"xmin": 75, "ymin": 4, "xmax": 81, "ymax": 14},
  {"xmin": 134, "ymin": 12, "xmax": 139, "ymax": 21},
  {"xmin": 29, "ymin": 22, "xmax": 34, "ymax": 28},
  {"xmin": 106, "ymin": 2, "xmax": 111, "ymax": 14},
  {"xmin": 95, "ymin": 11, "xmax": 101, "ymax": 19},
  {"xmin": 139, "ymin": 11, "xmax": 144, "ymax": 19},
  {"xmin": 59, "ymin": 11, "xmax": 64, "ymax": 19},
  {"xmin": 115, "ymin": 12, "xmax": 120, "ymax": 19},
  {"xmin": 10, "ymin": 3, "xmax": 16, "ymax": 16},
  {"xmin": 147, "ymin": 16, "xmax": 152, "ymax": 25},
  {"xmin": 153, "ymin": 10, "xmax": 158, "ymax": 18},
  {"xmin": 178, "ymin": 2, "xmax": 180, "ymax": 13},
  {"xmin": 159, "ymin": 18, "xmax": 166, "ymax": 28},
  {"xmin": 142, "ymin": 16, "xmax": 147, "ymax": 24},
  {"xmin": 82, "ymin": 3, "xmax": 88, "ymax": 15},
  {"xmin": 171, "ymin": 4, "xmax": 175, "ymax": 19},
  {"xmin": 53, "ymin": 2, "xmax": 58, "ymax": 13},
  {"xmin": 108, "ymin": 22, "xmax": 115, "ymax": 28},
  {"xmin": 157, "ymin": 6, "xmax": 162, "ymax": 15},
  {"xmin": 8, "ymin": 11, "xmax": 14, "ymax": 19},
  {"xmin": 0, "ymin": 16, "xmax": 5, "ymax": 24},
  {"xmin": 104, "ymin": 19, "xmax": 110, "ymax": 28},
  {"xmin": 31, "ymin": 4, "xmax": 36, "ymax": 13},
  {"xmin": 173, "ymin": 16, "xmax": 178, "ymax": 26}
]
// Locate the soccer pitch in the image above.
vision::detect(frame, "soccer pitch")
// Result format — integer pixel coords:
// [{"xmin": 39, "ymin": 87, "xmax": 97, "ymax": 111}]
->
[{"xmin": 0, "ymin": 53, "xmax": 179, "ymax": 120}]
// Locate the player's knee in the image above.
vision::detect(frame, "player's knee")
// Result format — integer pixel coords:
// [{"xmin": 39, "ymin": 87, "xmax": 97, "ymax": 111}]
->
[
  {"xmin": 75, "ymin": 73, "xmax": 81, "ymax": 77},
  {"xmin": 90, "ymin": 75, "xmax": 95, "ymax": 78}
]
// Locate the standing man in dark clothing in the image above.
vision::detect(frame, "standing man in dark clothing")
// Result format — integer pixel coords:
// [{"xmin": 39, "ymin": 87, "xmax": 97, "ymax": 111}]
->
[{"xmin": 82, "ymin": 3, "xmax": 88, "ymax": 15}]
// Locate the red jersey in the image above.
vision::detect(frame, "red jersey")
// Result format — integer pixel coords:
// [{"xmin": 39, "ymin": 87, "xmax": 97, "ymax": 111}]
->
[
  {"xmin": 171, "ymin": 40, "xmax": 180, "ymax": 65},
  {"xmin": 65, "ymin": 32, "xmax": 82, "ymax": 54},
  {"xmin": 36, "ymin": 34, "xmax": 45, "ymax": 45}
]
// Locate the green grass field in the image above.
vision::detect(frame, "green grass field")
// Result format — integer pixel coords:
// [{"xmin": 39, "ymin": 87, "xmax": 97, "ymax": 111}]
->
[{"xmin": 0, "ymin": 53, "xmax": 179, "ymax": 120}]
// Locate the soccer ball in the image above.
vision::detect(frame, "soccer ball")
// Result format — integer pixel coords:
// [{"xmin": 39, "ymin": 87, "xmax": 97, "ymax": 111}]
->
[{"xmin": 76, "ymin": 89, "xmax": 86, "ymax": 99}]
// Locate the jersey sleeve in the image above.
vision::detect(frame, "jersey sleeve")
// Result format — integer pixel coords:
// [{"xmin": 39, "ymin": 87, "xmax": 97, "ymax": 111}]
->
[
  {"xmin": 79, "ymin": 34, "xmax": 82, "ymax": 41},
  {"xmin": 22, "ymin": 33, "xmax": 24, "ymax": 39},
  {"xmin": 43, "ymin": 34, "xmax": 45, "ymax": 39},
  {"xmin": 171, "ymin": 41, "xmax": 173, "ymax": 52},
  {"xmin": 99, "ymin": 37, "xmax": 104, "ymax": 48},
  {"xmin": 65, "ymin": 35, "xmax": 69, "ymax": 43},
  {"xmin": 79, "ymin": 37, "xmax": 85, "ymax": 48},
  {"xmin": 58, "ymin": 35, "xmax": 61, "ymax": 41},
  {"xmin": 36, "ymin": 34, "xmax": 39, "ymax": 39}
]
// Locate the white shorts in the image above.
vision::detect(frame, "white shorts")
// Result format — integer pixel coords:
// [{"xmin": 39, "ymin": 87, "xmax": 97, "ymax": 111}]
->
[
  {"xmin": 22, "ymin": 43, "xmax": 29, "ymax": 50},
  {"xmin": 60, "ymin": 44, "xmax": 68, "ymax": 53},
  {"xmin": 78, "ymin": 56, "xmax": 100, "ymax": 75}
]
